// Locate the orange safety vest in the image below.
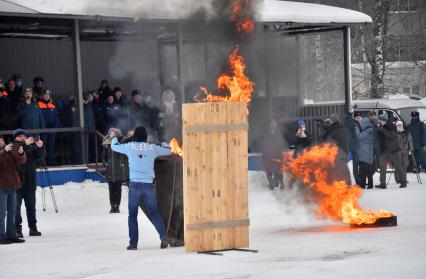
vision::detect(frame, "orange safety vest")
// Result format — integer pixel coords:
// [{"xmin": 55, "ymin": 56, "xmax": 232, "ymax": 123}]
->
[
  {"xmin": 1, "ymin": 90, "xmax": 8, "ymax": 97},
  {"xmin": 38, "ymin": 101, "xmax": 56, "ymax": 109}
]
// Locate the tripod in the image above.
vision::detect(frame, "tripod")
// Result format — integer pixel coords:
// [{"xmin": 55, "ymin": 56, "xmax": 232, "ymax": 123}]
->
[{"xmin": 39, "ymin": 159, "xmax": 59, "ymax": 213}]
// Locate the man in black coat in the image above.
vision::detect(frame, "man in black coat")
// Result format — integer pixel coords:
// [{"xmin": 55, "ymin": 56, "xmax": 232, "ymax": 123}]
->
[
  {"xmin": 376, "ymin": 113, "xmax": 407, "ymax": 189},
  {"xmin": 13, "ymin": 129, "xmax": 45, "ymax": 238},
  {"xmin": 322, "ymin": 114, "xmax": 351, "ymax": 185},
  {"xmin": 408, "ymin": 111, "xmax": 426, "ymax": 171}
]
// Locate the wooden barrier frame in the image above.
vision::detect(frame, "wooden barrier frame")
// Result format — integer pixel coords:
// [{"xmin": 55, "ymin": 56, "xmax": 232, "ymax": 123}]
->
[{"xmin": 182, "ymin": 102, "xmax": 249, "ymax": 252}]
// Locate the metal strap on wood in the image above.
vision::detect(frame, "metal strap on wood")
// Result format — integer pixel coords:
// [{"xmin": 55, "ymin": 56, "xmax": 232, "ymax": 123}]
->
[
  {"xmin": 186, "ymin": 219, "xmax": 250, "ymax": 230},
  {"xmin": 185, "ymin": 123, "xmax": 248, "ymax": 134}
]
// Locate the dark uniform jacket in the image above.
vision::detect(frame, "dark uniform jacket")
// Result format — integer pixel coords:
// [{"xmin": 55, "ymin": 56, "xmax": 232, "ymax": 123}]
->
[{"xmin": 17, "ymin": 144, "xmax": 45, "ymax": 191}]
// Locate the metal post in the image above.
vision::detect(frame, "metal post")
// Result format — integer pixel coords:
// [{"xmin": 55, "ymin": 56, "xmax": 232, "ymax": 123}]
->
[
  {"xmin": 296, "ymin": 34, "xmax": 303, "ymax": 107},
  {"xmin": 72, "ymin": 19, "xmax": 87, "ymax": 164},
  {"xmin": 176, "ymin": 23, "xmax": 185, "ymax": 103},
  {"xmin": 264, "ymin": 32, "xmax": 273, "ymax": 120},
  {"xmin": 343, "ymin": 26, "xmax": 352, "ymax": 112}
]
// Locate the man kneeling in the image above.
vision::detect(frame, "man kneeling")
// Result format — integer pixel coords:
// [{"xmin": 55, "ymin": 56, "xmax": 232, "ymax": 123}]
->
[{"xmin": 111, "ymin": 126, "xmax": 171, "ymax": 250}]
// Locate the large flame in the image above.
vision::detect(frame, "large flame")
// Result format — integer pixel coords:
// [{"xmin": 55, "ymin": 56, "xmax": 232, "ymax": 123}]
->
[
  {"xmin": 196, "ymin": 0, "xmax": 255, "ymax": 103},
  {"xmin": 284, "ymin": 143, "xmax": 395, "ymax": 225},
  {"xmin": 169, "ymin": 137, "xmax": 183, "ymax": 157},
  {"xmin": 199, "ymin": 46, "xmax": 254, "ymax": 103}
]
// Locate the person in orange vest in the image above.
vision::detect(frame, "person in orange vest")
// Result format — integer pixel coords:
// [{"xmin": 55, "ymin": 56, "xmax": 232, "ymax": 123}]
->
[
  {"xmin": 0, "ymin": 78, "xmax": 14, "ymax": 131},
  {"xmin": 38, "ymin": 90, "xmax": 61, "ymax": 165}
]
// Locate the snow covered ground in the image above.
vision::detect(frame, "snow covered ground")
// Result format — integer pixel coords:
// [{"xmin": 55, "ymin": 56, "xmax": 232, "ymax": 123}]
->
[{"xmin": 1, "ymin": 171, "xmax": 426, "ymax": 279}]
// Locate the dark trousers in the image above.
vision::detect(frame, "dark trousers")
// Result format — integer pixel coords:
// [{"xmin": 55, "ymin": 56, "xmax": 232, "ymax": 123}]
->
[
  {"xmin": 351, "ymin": 150, "xmax": 360, "ymax": 184},
  {"xmin": 108, "ymin": 182, "xmax": 122, "ymax": 207},
  {"xmin": 128, "ymin": 182, "xmax": 166, "ymax": 247},
  {"xmin": 413, "ymin": 149, "xmax": 426, "ymax": 169},
  {"xmin": 359, "ymin": 161, "xmax": 373, "ymax": 188},
  {"xmin": 15, "ymin": 188, "xmax": 37, "ymax": 228},
  {"xmin": 266, "ymin": 172, "xmax": 284, "ymax": 188},
  {"xmin": 0, "ymin": 189, "xmax": 17, "ymax": 240},
  {"xmin": 42, "ymin": 133, "xmax": 56, "ymax": 165},
  {"xmin": 380, "ymin": 151, "xmax": 407, "ymax": 186}
]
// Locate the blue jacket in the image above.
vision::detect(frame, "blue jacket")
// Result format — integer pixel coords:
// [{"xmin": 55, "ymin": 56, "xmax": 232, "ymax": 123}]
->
[
  {"xmin": 110, "ymin": 138, "xmax": 172, "ymax": 183},
  {"xmin": 17, "ymin": 101, "xmax": 45, "ymax": 130},
  {"xmin": 409, "ymin": 118, "xmax": 426, "ymax": 151},
  {"xmin": 38, "ymin": 100, "xmax": 61, "ymax": 128},
  {"xmin": 356, "ymin": 118, "xmax": 374, "ymax": 164},
  {"xmin": 84, "ymin": 103, "xmax": 96, "ymax": 131}
]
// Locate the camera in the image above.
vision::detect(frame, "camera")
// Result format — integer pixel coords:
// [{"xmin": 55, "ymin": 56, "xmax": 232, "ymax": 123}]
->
[
  {"xmin": 33, "ymin": 136, "xmax": 40, "ymax": 142},
  {"xmin": 11, "ymin": 142, "xmax": 23, "ymax": 155}
]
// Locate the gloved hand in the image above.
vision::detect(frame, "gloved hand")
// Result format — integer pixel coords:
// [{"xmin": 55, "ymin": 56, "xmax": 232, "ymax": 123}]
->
[{"xmin": 161, "ymin": 142, "xmax": 170, "ymax": 148}]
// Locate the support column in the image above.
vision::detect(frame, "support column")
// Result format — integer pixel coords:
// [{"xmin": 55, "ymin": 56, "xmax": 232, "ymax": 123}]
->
[
  {"xmin": 72, "ymin": 19, "xmax": 87, "ymax": 164},
  {"xmin": 343, "ymin": 26, "xmax": 352, "ymax": 112},
  {"xmin": 176, "ymin": 23, "xmax": 185, "ymax": 103}
]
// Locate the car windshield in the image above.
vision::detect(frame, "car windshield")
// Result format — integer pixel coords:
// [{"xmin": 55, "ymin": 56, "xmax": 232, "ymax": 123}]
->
[{"xmin": 397, "ymin": 107, "xmax": 426, "ymax": 123}]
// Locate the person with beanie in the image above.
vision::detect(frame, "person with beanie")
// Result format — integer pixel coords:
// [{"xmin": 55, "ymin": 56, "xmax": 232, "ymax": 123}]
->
[
  {"xmin": 13, "ymin": 129, "xmax": 45, "ymax": 238},
  {"xmin": 0, "ymin": 134, "xmax": 26, "ymax": 244},
  {"xmin": 111, "ymin": 126, "xmax": 172, "ymax": 250},
  {"xmin": 102, "ymin": 128, "xmax": 129, "ymax": 213},
  {"xmin": 346, "ymin": 105, "xmax": 362, "ymax": 185},
  {"xmin": 376, "ymin": 113, "xmax": 407, "ymax": 189},
  {"xmin": 295, "ymin": 119, "xmax": 312, "ymax": 156},
  {"xmin": 408, "ymin": 111, "xmax": 426, "ymax": 171}
]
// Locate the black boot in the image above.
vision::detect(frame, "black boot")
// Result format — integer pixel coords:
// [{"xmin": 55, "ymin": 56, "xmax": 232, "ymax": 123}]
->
[
  {"xmin": 114, "ymin": 205, "xmax": 120, "ymax": 213},
  {"xmin": 0, "ymin": 239, "xmax": 12, "ymax": 245},
  {"xmin": 16, "ymin": 226, "xmax": 23, "ymax": 238},
  {"xmin": 29, "ymin": 225, "xmax": 42, "ymax": 236},
  {"xmin": 8, "ymin": 237, "xmax": 25, "ymax": 243},
  {"xmin": 375, "ymin": 184, "xmax": 387, "ymax": 189},
  {"xmin": 161, "ymin": 236, "xmax": 170, "ymax": 249},
  {"xmin": 399, "ymin": 183, "xmax": 407, "ymax": 188}
]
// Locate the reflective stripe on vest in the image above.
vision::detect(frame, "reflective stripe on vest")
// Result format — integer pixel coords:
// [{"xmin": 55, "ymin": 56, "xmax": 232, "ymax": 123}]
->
[
  {"xmin": 38, "ymin": 101, "xmax": 56, "ymax": 109},
  {"xmin": 1, "ymin": 91, "xmax": 8, "ymax": 97}
]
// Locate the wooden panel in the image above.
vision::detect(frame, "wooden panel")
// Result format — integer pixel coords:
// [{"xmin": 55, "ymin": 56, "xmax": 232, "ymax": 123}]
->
[{"xmin": 183, "ymin": 102, "xmax": 249, "ymax": 252}]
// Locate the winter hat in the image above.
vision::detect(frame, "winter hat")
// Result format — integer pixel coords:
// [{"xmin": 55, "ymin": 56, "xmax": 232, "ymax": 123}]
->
[
  {"xmin": 378, "ymin": 113, "xmax": 388, "ymax": 122},
  {"xmin": 133, "ymin": 126, "xmax": 148, "ymax": 142},
  {"xmin": 368, "ymin": 111, "xmax": 377, "ymax": 116},
  {"xmin": 396, "ymin": 120, "xmax": 403, "ymax": 127},
  {"xmin": 131, "ymin": 89, "xmax": 141, "ymax": 96},
  {"xmin": 354, "ymin": 111, "xmax": 362, "ymax": 117},
  {"xmin": 107, "ymin": 127, "xmax": 121, "ymax": 136},
  {"xmin": 297, "ymin": 119, "xmax": 305, "ymax": 127},
  {"xmin": 13, "ymin": 129, "xmax": 26, "ymax": 139},
  {"xmin": 411, "ymin": 111, "xmax": 420, "ymax": 117},
  {"xmin": 33, "ymin": 76, "xmax": 44, "ymax": 84}
]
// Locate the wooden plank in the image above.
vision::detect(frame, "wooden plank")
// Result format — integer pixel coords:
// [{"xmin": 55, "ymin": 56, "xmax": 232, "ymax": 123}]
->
[{"xmin": 183, "ymin": 102, "xmax": 249, "ymax": 252}]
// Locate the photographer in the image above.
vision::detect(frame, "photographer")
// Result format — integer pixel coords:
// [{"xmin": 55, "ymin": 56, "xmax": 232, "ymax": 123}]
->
[
  {"xmin": 376, "ymin": 113, "xmax": 407, "ymax": 189},
  {"xmin": 0, "ymin": 135, "xmax": 26, "ymax": 244},
  {"xmin": 295, "ymin": 119, "xmax": 312, "ymax": 156},
  {"xmin": 102, "ymin": 128, "xmax": 129, "ymax": 214},
  {"xmin": 12, "ymin": 129, "xmax": 45, "ymax": 237}
]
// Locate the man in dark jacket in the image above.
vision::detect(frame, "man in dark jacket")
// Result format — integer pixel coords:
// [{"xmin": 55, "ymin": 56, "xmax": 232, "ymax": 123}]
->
[
  {"xmin": 98, "ymin": 79, "xmax": 113, "ymax": 103},
  {"xmin": 368, "ymin": 111, "xmax": 380, "ymax": 171},
  {"xmin": 0, "ymin": 135, "xmax": 26, "ymax": 244},
  {"xmin": 83, "ymin": 92, "xmax": 97, "ymax": 163},
  {"xmin": 322, "ymin": 114, "xmax": 351, "ymax": 185},
  {"xmin": 259, "ymin": 119, "xmax": 286, "ymax": 189},
  {"xmin": 13, "ymin": 129, "xmax": 45, "ymax": 237},
  {"xmin": 17, "ymin": 88, "xmax": 45, "ymax": 130},
  {"xmin": 376, "ymin": 113, "xmax": 407, "ymax": 189},
  {"xmin": 38, "ymin": 90, "xmax": 61, "ymax": 165},
  {"xmin": 103, "ymin": 94, "xmax": 123, "ymax": 132},
  {"xmin": 346, "ymin": 106, "xmax": 362, "ymax": 185},
  {"xmin": 408, "ymin": 111, "xmax": 426, "ymax": 171}
]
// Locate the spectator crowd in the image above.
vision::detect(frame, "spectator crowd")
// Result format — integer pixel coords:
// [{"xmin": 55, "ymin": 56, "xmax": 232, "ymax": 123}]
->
[{"xmin": 0, "ymin": 75, "xmax": 181, "ymax": 165}]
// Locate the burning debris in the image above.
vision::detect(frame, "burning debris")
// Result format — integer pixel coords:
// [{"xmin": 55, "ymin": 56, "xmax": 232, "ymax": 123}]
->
[{"xmin": 283, "ymin": 144, "xmax": 396, "ymax": 227}]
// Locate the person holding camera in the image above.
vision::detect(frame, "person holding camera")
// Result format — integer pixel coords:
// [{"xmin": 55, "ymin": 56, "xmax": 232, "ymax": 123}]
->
[
  {"xmin": 376, "ymin": 113, "xmax": 407, "ymax": 189},
  {"xmin": 102, "ymin": 128, "xmax": 129, "ymax": 214},
  {"xmin": 12, "ymin": 129, "xmax": 45, "ymax": 237},
  {"xmin": 0, "ymin": 135, "xmax": 27, "ymax": 244},
  {"xmin": 295, "ymin": 119, "xmax": 312, "ymax": 156}
]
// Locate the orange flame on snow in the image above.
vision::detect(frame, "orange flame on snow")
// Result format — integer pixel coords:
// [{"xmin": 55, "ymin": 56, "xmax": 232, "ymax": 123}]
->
[
  {"xmin": 199, "ymin": 46, "xmax": 254, "ymax": 103},
  {"xmin": 283, "ymin": 144, "xmax": 395, "ymax": 225},
  {"xmin": 169, "ymin": 138, "xmax": 183, "ymax": 157}
]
